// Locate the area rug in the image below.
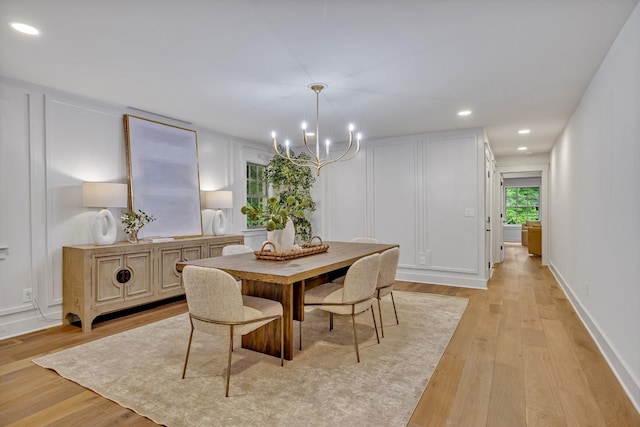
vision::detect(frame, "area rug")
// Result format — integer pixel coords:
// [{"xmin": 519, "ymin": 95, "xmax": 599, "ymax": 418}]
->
[{"xmin": 33, "ymin": 291, "xmax": 467, "ymax": 427}]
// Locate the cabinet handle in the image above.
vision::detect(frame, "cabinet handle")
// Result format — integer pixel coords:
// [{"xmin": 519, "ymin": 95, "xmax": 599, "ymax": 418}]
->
[{"xmin": 116, "ymin": 268, "xmax": 132, "ymax": 284}]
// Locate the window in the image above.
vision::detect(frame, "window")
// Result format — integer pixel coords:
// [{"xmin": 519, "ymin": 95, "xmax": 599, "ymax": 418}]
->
[
  {"xmin": 505, "ymin": 187, "xmax": 539, "ymax": 224},
  {"xmin": 246, "ymin": 163, "xmax": 268, "ymax": 228}
]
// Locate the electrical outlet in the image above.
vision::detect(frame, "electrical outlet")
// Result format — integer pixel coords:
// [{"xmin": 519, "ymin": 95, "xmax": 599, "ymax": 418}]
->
[
  {"xmin": 419, "ymin": 256, "xmax": 426, "ymax": 265},
  {"xmin": 23, "ymin": 288, "xmax": 32, "ymax": 303},
  {"xmin": 585, "ymin": 282, "xmax": 590, "ymax": 297}
]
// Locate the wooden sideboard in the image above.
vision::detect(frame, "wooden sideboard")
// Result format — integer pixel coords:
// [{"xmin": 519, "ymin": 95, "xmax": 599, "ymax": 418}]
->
[{"xmin": 63, "ymin": 235, "xmax": 244, "ymax": 332}]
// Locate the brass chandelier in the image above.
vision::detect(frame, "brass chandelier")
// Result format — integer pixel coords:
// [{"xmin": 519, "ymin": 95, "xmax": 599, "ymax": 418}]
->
[{"xmin": 271, "ymin": 83, "xmax": 362, "ymax": 176}]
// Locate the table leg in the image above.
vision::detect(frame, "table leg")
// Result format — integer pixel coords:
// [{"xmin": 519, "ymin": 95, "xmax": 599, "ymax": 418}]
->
[{"xmin": 242, "ymin": 280, "xmax": 295, "ymax": 360}]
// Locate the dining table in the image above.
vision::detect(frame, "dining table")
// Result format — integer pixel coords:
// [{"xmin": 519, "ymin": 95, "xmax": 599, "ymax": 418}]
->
[{"xmin": 176, "ymin": 241, "xmax": 398, "ymax": 360}]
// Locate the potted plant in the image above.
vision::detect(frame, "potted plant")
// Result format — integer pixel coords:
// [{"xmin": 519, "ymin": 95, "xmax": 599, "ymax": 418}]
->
[
  {"xmin": 241, "ymin": 196, "xmax": 307, "ymax": 252},
  {"xmin": 121, "ymin": 209, "xmax": 155, "ymax": 243}
]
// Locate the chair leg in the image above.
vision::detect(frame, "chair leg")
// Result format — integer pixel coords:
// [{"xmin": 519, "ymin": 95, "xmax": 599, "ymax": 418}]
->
[
  {"xmin": 377, "ymin": 297, "xmax": 384, "ymax": 338},
  {"xmin": 370, "ymin": 304, "xmax": 380, "ymax": 344},
  {"xmin": 225, "ymin": 325, "xmax": 234, "ymax": 397},
  {"xmin": 299, "ymin": 319, "xmax": 302, "ymax": 350},
  {"xmin": 390, "ymin": 291, "xmax": 399, "ymax": 324},
  {"xmin": 351, "ymin": 313, "xmax": 360, "ymax": 363},
  {"xmin": 181, "ymin": 326, "xmax": 195, "ymax": 379},
  {"xmin": 329, "ymin": 312, "xmax": 334, "ymax": 331},
  {"xmin": 280, "ymin": 316, "xmax": 284, "ymax": 367}
]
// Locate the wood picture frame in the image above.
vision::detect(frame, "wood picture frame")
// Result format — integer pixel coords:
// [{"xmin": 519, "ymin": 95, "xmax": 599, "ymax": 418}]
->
[{"xmin": 124, "ymin": 115, "xmax": 202, "ymax": 238}]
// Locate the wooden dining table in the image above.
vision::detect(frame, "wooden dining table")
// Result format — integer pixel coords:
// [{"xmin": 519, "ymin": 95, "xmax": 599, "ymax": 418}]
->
[{"xmin": 176, "ymin": 241, "xmax": 398, "ymax": 360}]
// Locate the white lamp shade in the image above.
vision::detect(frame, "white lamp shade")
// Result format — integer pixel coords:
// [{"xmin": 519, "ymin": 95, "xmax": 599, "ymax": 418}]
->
[
  {"xmin": 82, "ymin": 182, "xmax": 128, "ymax": 208},
  {"xmin": 204, "ymin": 191, "xmax": 233, "ymax": 209}
]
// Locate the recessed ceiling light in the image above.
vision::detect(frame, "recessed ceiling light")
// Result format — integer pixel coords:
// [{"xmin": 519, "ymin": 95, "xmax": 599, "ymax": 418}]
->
[
  {"xmin": 458, "ymin": 110, "xmax": 472, "ymax": 116},
  {"xmin": 518, "ymin": 129, "xmax": 531, "ymax": 134},
  {"xmin": 9, "ymin": 22, "xmax": 40, "ymax": 35},
  {"xmin": 518, "ymin": 147, "xmax": 527, "ymax": 151}
]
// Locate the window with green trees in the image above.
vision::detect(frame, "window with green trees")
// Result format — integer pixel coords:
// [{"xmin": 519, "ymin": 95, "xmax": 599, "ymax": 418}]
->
[
  {"xmin": 246, "ymin": 163, "xmax": 268, "ymax": 228},
  {"xmin": 505, "ymin": 187, "xmax": 539, "ymax": 224}
]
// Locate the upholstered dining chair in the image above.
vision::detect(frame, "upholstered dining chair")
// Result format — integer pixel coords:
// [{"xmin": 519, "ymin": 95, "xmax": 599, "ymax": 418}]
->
[
  {"xmin": 375, "ymin": 247, "xmax": 400, "ymax": 338},
  {"xmin": 221, "ymin": 244, "xmax": 254, "ymax": 256},
  {"xmin": 333, "ymin": 237, "xmax": 380, "ymax": 285},
  {"xmin": 301, "ymin": 253, "xmax": 381, "ymax": 363},
  {"xmin": 181, "ymin": 265, "xmax": 284, "ymax": 397},
  {"xmin": 350, "ymin": 237, "xmax": 379, "ymax": 243}
]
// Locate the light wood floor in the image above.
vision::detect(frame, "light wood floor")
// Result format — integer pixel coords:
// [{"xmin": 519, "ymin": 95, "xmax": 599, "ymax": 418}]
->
[{"xmin": 1, "ymin": 243, "xmax": 638, "ymax": 426}]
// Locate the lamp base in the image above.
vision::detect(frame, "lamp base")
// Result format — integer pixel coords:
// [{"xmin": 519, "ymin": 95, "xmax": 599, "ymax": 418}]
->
[
  {"xmin": 212, "ymin": 209, "xmax": 227, "ymax": 236},
  {"xmin": 92, "ymin": 209, "xmax": 118, "ymax": 245}
]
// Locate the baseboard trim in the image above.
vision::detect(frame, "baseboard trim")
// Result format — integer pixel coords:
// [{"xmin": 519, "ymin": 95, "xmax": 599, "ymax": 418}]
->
[
  {"xmin": 549, "ymin": 261, "xmax": 640, "ymax": 413},
  {"xmin": 396, "ymin": 268, "xmax": 487, "ymax": 289}
]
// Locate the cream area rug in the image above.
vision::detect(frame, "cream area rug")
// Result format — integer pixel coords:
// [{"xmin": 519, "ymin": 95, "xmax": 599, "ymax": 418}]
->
[{"xmin": 34, "ymin": 291, "xmax": 467, "ymax": 427}]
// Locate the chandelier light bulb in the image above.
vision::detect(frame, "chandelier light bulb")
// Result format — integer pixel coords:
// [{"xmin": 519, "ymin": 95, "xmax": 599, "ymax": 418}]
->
[
  {"xmin": 271, "ymin": 131, "xmax": 276, "ymax": 138},
  {"xmin": 356, "ymin": 133, "xmax": 362, "ymax": 140},
  {"xmin": 349, "ymin": 123, "xmax": 355, "ymax": 131},
  {"xmin": 302, "ymin": 122, "xmax": 307, "ymax": 130}
]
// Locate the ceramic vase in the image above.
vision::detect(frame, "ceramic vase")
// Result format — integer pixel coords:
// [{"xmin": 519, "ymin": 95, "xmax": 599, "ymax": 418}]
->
[{"xmin": 267, "ymin": 218, "xmax": 295, "ymax": 253}]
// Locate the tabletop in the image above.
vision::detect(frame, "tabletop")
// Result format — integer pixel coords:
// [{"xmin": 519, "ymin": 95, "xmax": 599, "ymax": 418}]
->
[{"xmin": 176, "ymin": 241, "xmax": 398, "ymax": 284}]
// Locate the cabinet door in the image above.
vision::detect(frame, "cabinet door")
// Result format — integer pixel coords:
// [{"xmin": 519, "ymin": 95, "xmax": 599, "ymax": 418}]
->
[
  {"xmin": 94, "ymin": 255, "xmax": 125, "ymax": 306},
  {"xmin": 182, "ymin": 245, "xmax": 202, "ymax": 263},
  {"xmin": 123, "ymin": 252, "xmax": 153, "ymax": 299},
  {"xmin": 208, "ymin": 243, "xmax": 226, "ymax": 257},
  {"xmin": 158, "ymin": 245, "xmax": 202, "ymax": 293},
  {"xmin": 159, "ymin": 247, "xmax": 182, "ymax": 293}
]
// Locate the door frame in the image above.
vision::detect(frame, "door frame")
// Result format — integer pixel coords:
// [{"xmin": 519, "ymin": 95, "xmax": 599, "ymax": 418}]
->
[{"xmin": 496, "ymin": 163, "xmax": 549, "ymax": 266}]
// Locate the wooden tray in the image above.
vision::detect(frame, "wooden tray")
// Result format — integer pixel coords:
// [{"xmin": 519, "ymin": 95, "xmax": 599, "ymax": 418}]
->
[{"xmin": 254, "ymin": 237, "xmax": 329, "ymax": 261}]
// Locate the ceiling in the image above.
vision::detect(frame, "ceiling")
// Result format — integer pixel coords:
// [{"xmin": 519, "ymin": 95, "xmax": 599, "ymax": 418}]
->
[{"xmin": 1, "ymin": 0, "xmax": 638, "ymax": 157}]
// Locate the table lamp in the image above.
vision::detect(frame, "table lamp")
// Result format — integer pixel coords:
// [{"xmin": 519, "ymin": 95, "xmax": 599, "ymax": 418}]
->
[
  {"xmin": 204, "ymin": 190, "xmax": 233, "ymax": 235},
  {"xmin": 82, "ymin": 182, "xmax": 128, "ymax": 245}
]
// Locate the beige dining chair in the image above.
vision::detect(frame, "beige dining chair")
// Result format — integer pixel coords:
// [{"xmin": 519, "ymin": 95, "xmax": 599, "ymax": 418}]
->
[
  {"xmin": 181, "ymin": 265, "xmax": 284, "ymax": 397},
  {"xmin": 350, "ymin": 237, "xmax": 379, "ymax": 243},
  {"xmin": 221, "ymin": 244, "xmax": 254, "ymax": 256},
  {"xmin": 375, "ymin": 247, "xmax": 400, "ymax": 338},
  {"xmin": 301, "ymin": 253, "xmax": 381, "ymax": 363},
  {"xmin": 333, "ymin": 237, "xmax": 380, "ymax": 285}
]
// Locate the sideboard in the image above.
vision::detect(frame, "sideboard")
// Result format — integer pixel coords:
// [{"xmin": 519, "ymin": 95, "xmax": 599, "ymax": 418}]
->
[{"xmin": 63, "ymin": 234, "xmax": 244, "ymax": 332}]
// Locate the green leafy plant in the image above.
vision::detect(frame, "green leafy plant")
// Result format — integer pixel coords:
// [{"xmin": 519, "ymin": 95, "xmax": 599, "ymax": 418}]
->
[
  {"xmin": 265, "ymin": 148, "xmax": 317, "ymax": 241},
  {"xmin": 121, "ymin": 209, "xmax": 155, "ymax": 234},
  {"xmin": 241, "ymin": 196, "xmax": 308, "ymax": 232}
]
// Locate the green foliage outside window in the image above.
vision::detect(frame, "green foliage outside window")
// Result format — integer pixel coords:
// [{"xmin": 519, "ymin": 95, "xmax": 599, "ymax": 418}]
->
[
  {"xmin": 505, "ymin": 187, "xmax": 539, "ymax": 224},
  {"xmin": 246, "ymin": 163, "xmax": 268, "ymax": 228}
]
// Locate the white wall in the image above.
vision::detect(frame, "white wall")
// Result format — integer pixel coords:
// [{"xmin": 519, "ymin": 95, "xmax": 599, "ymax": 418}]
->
[
  {"xmin": 549, "ymin": 3, "xmax": 640, "ymax": 409},
  {"xmin": 0, "ymin": 77, "xmax": 270, "ymax": 339},
  {"xmin": 323, "ymin": 128, "xmax": 489, "ymax": 289}
]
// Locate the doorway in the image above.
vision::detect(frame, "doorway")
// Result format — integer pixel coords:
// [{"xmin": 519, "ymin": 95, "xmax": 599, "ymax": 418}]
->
[{"xmin": 495, "ymin": 164, "xmax": 549, "ymax": 266}]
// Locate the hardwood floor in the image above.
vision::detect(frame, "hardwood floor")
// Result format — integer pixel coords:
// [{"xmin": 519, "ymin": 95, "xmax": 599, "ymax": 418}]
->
[{"xmin": 1, "ymin": 243, "xmax": 638, "ymax": 426}]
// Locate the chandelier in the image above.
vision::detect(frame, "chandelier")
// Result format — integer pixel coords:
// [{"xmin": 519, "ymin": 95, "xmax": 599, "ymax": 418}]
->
[{"xmin": 271, "ymin": 83, "xmax": 362, "ymax": 176}]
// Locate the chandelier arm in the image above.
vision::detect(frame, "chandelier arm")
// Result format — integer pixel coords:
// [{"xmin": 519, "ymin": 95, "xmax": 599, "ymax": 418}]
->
[
  {"xmin": 318, "ymin": 145, "xmax": 361, "ymax": 169},
  {"xmin": 301, "ymin": 130, "xmax": 321, "ymax": 163},
  {"xmin": 273, "ymin": 138, "xmax": 317, "ymax": 168},
  {"xmin": 325, "ymin": 131, "xmax": 356, "ymax": 163}
]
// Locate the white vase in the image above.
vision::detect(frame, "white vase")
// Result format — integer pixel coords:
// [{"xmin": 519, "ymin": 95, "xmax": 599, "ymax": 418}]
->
[{"xmin": 267, "ymin": 218, "xmax": 295, "ymax": 253}]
